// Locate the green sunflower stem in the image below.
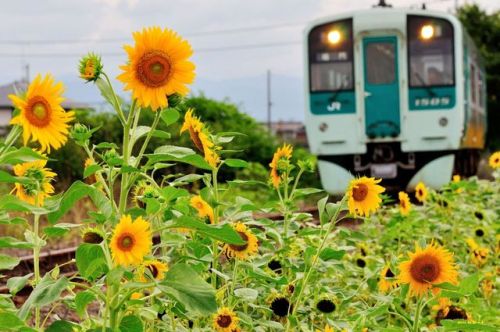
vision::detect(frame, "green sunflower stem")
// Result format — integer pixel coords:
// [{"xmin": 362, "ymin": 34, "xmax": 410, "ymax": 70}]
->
[
  {"xmin": 0, "ymin": 125, "xmax": 22, "ymax": 158},
  {"xmin": 211, "ymin": 166, "xmax": 220, "ymax": 288},
  {"xmin": 118, "ymin": 101, "xmax": 137, "ymax": 214},
  {"xmin": 33, "ymin": 212, "xmax": 41, "ymax": 330},
  {"xmin": 287, "ymin": 195, "xmax": 346, "ymax": 330},
  {"xmin": 412, "ymin": 296, "xmax": 424, "ymax": 332},
  {"xmin": 134, "ymin": 110, "xmax": 161, "ymax": 168},
  {"xmin": 102, "ymin": 72, "xmax": 126, "ymax": 125}
]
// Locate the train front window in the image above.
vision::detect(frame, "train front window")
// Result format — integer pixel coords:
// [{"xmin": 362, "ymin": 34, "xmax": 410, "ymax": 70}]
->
[
  {"xmin": 308, "ymin": 19, "xmax": 353, "ymax": 92},
  {"xmin": 408, "ymin": 16, "xmax": 454, "ymax": 87}
]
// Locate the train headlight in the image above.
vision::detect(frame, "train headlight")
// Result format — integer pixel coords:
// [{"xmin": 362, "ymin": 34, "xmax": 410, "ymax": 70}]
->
[
  {"xmin": 420, "ymin": 25, "xmax": 434, "ymax": 40},
  {"xmin": 327, "ymin": 30, "xmax": 341, "ymax": 44}
]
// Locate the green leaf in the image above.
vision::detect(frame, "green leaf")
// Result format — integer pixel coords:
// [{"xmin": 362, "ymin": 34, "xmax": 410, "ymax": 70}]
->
[
  {"xmin": 44, "ymin": 223, "xmax": 81, "ymax": 238},
  {"xmin": 119, "ymin": 315, "xmax": 144, "ymax": 332},
  {"xmin": 131, "ymin": 126, "xmax": 151, "ymax": 143},
  {"xmin": 0, "ymin": 312, "xmax": 26, "ymax": 330},
  {"xmin": 47, "ymin": 181, "xmax": 112, "ymax": 223},
  {"xmin": 441, "ymin": 321, "xmax": 497, "ymax": 331},
  {"xmin": 319, "ymin": 248, "xmax": 346, "ymax": 261},
  {"xmin": 158, "ymin": 264, "xmax": 217, "ymax": 315},
  {"xmin": 151, "ymin": 130, "xmax": 171, "ymax": 139},
  {"xmin": 96, "ymin": 77, "xmax": 123, "ymax": 111},
  {"xmin": 459, "ymin": 273, "xmax": 480, "ymax": 295},
  {"xmin": 0, "ymin": 254, "xmax": 20, "ymax": 270},
  {"xmin": 160, "ymin": 108, "xmax": 180, "ymax": 126},
  {"xmin": 75, "ymin": 290, "xmax": 96, "ymax": 318},
  {"xmin": 7, "ymin": 274, "xmax": 32, "ymax": 295},
  {"xmin": 75, "ymin": 243, "xmax": 108, "ymax": 281},
  {"xmin": 234, "ymin": 288, "xmax": 258, "ymax": 301},
  {"xmin": 0, "ymin": 170, "xmax": 22, "ymax": 183},
  {"xmin": 84, "ymin": 164, "xmax": 102, "ymax": 179},
  {"xmin": 159, "ymin": 187, "xmax": 189, "ymax": 202},
  {"xmin": 0, "ymin": 195, "xmax": 49, "ymax": 215},
  {"xmin": 19, "ymin": 276, "xmax": 69, "ymax": 320},
  {"xmin": 0, "ymin": 147, "xmax": 45, "ymax": 165},
  {"xmin": 154, "ymin": 145, "xmax": 195, "ymax": 158},
  {"xmin": 169, "ymin": 216, "xmax": 245, "ymax": 245},
  {"xmin": 224, "ymin": 159, "xmax": 248, "ymax": 168},
  {"xmin": 0, "ymin": 236, "xmax": 32, "ymax": 249},
  {"xmin": 293, "ymin": 188, "xmax": 323, "ymax": 198},
  {"xmin": 148, "ymin": 146, "xmax": 212, "ymax": 170},
  {"xmin": 46, "ymin": 321, "xmax": 76, "ymax": 332}
]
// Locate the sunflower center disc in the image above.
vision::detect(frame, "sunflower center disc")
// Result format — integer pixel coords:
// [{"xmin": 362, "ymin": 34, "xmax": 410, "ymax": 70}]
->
[
  {"xmin": 229, "ymin": 231, "xmax": 249, "ymax": 251},
  {"xmin": 119, "ymin": 234, "xmax": 135, "ymax": 250},
  {"xmin": 410, "ymin": 255, "xmax": 440, "ymax": 282},
  {"xmin": 26, "ymin": 96, "xmax": 52, "ymax": 127},
  {"xmin": 352, "ymin": 183, "xmax": 368, "ymax": 202},
  {"xmin": 217, "ymin": 315, "xmax": 232, "ymax": 328},
  {"xmin": 137, "ymin": 51, "xmax": 171, "ymax": 87}
]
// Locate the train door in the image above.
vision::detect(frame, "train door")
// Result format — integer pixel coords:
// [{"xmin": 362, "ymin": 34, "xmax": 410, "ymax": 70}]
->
[{"xmin": 362, "ymin": 36, "xmax": 400, "ymax": 138}]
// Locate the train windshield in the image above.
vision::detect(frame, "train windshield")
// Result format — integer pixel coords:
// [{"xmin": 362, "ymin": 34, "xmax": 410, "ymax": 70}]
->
[
  {"xmin": 408, "ymin": 15, "xmax": 454, "ymax": 87},
  {"xmin": 308, "ymin": 19, "xmax": 354, "ymax": 92}
]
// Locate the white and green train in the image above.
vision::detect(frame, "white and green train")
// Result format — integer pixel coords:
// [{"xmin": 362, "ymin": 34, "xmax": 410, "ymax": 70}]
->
[{"xmin": 304, "ymin": 5, "xmax": 486, "ymax": 193}]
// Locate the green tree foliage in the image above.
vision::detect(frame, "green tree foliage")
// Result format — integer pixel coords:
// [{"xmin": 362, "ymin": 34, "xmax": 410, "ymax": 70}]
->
[{"xmin": 458, "ymin": 4, "xmax": 500, "ymax": 148}]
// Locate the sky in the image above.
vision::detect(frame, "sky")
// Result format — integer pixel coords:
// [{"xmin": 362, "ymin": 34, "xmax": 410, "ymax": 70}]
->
[{"xmin": 0, "ymin": 0, "xmax": 498, "ymax": 121}]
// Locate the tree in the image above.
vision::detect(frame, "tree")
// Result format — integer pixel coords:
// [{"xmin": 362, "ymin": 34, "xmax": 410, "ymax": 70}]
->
[{"xmin": 457, "ymin": 4, "xmax": 500, "ymax": 149}]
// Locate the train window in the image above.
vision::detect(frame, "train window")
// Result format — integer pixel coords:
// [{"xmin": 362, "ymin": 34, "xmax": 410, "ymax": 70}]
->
[
  {"xmin": 407, "ymin": 15, "xmax": 454, "ymax": 87},
  {"xmin": 308, "ymin": 19, "xmax": 354, "ymax": 92},
  {"xmin": 365, "ymin": 42, "xmax": 396, "ymax": 84},
  {"xmin": 478, "ymin": 72, "xmax": 485, "ymax": 107},
  {"xmin": 470, "ymin": 64, "xmax": 477, "ymax": 104}
]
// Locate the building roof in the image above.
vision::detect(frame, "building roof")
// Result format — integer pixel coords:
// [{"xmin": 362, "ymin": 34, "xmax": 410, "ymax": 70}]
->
[{"xmin": 0, "ymin": 80, "xmax": 91, "ymax": 109}]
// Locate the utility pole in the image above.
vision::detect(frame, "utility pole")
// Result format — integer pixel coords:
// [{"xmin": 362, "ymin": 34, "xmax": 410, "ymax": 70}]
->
[
  {"xmin": 24, "ymin": 63, "xmax": 30, "ymax": 83},
  {"xmin": 267, "ymin": 70, "xmax": 272, "ymax": 133}
]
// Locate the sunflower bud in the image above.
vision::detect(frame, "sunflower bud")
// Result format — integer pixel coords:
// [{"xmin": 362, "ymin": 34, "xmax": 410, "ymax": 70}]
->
[
  {"xmin": 298, "ymin": 157, "xmax": 316, "ymax": 173},
  {"xmin": 70, "ymin": 123, "xmax": 92, "ymax": 144},
  {"xmin": 79, "ymin": 53, "xmax": 103, "ymax": 82},
  {"xmin": 103, "ymin": 149, "xmax": 121, "ymax": 166},
  {"xmin": 167, "ymin": 93, "xmax": 184, "ymax": 108}
]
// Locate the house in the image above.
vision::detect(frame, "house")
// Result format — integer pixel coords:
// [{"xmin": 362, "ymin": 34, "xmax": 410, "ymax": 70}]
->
[
  {"xmin": 262, "ymin": 120, "xmax": 308, "ymax": 146},
  {"xmin": 0, "ymin": 80, "xmax": 91, "ymax": 135}
]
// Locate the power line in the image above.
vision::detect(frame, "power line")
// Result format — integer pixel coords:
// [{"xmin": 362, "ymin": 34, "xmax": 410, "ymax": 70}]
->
[
  {"xmin": 0, "ymin": 21, "xmax": 306, "ymax": 45},
  {"xmin": 0, "ymin": 40, "xmax": 301, "ymax": 58}
]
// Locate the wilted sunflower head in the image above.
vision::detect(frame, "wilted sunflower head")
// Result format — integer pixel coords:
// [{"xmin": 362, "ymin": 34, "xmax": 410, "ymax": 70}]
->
[
  {"xmin": 117, "ymin": 26, "xmax": 195, "ymax": 111},
  {"xmin": 79, "ymin": 53, "xmax": 103, "ymax": 82},
  {"xmin": 270, "ymin": 296, "xmax": 292, "ymax": 317},
  {"xmin": 435, "ymin": 305, "xmax": 470, "ymax": 326},
  {"xmin": 212, "ymin": 307, "xmax": 239, "ymax": 332},
  {"xmin": 13, "ymin": 158, "xmax": 56, "ymax": 206},
  {"xmin": 316, "ymin": 297, "xmax": 336, "ymax": 314},
  {"xmin": 269, "ymin": 144, "xmax": 293, "ymax": 188},
  {"xmin": 347, "ymin": 176, "xmax": 385, "ymax": 217},
  {"xmin": 223, "ymin": 222, "xmax": 259, "ymax": 260},
  {"xmin": 81, "ymin": 227, "xmax": 104, "ymax": 244},
  {"xmin": 398, "ymin": 242, "xmax": 458, "ymax": 297}
]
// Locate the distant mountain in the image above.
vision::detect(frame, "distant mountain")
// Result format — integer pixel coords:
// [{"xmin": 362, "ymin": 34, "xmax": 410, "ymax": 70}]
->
[{"xmin": 61, "ymin": 73, "xmax": 305, "ymax": 121}]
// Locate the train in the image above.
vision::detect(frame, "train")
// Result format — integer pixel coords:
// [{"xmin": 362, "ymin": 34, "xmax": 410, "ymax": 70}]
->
[{"xmin": 303, "ymin": 2, "xmax": 487, "ymax": 194}]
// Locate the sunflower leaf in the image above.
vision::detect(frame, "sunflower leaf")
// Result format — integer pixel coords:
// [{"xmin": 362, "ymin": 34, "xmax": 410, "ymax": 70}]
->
[{"xmin": 168, "ymin": 216, "xmax": 245, "ymax": 245}]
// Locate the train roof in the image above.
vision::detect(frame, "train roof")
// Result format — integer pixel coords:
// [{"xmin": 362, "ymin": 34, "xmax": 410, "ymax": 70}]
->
[{"xmin": 304, "ymin": 7, "xmax": 461, "ymax": 33}]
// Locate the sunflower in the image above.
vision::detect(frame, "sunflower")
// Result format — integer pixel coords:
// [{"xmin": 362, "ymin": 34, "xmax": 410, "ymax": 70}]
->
[
  {"xmin": 414, "ymin": 182, "xmax": 428, "ymax": 203},
  {"xmin": 398, "ymin": 191, "xmax": 411, "ymax": 216},
  {"xmin": 137, "ymin": 259, "xmax": 168, "ymax": 282},
  {"xmin": 13, "ymin": 159, "xmax": 56, "ymax": 206},
  {"xmin": 267, "ymin": 259, "xmax": 283, "ymax": 274},
  {"xmin": 398, "ymin": 243, "xmax": 458, "ymax": 297},
  {"xmin": 346, "ymin": 177, "xmax": 385, "ymax": 217},
  {"xmin": 110, "ymin": 215, "xmax": 152, "ymax": 266},
  {"xmin": 316, "ymin": 298, "xmax": 336, "ymax": 314},
  {"xmin": 84, "ymin": 158, "xmax": 97, "ymax": 185},
  {"xmin": 452, "ymin": 175, "xmax": 461, "ymax": 183},
  {"xmin": 223, "ymin": 222, "xmax": 258, "ymax": 260},
  {"xmin": 190, "ymin": 195, "xmax": 214, "ymax": 223},
  {"xmin": 117, "ymin": 26, "xmax": 195, "ymax": 111},
  {"xmin": 132, "ymin": 181, "xmax": 159, "ymax": 209},
  {"xmin": 270, "ymin": 296, "xmax": 292, "ymax": 317},
  {"xmin": 481, "ymin": 273, "xmax": 494, "ymax": 298},
  {"xmin": 212, "ymin": 307, "xmax": 239, "ymax": 332},
  {"xmin": 9, "ymin": 74, "xmax": 74, "ymax": 152},
  {"xmin": 488, "ymin": 151, "xmax": 500, "ymax": 169},
  {"xmin": 466, "ymin": 238, "xmax": 489, "ymax": 267},
  {"xmin": 378, "ymin": 265, "xmax": 399, "ymax": 293},
  {"xmin": 269, "ymin": 144, "xmax": 293, "ymax": 188},
  {"xmin": 180, "ymin": 109, "xmax": 220, "ymax": 168},
  {"xmin": 316, "ymin": 325, "xmax": 334, "ymax": 332},
  {"xmin": 81, "ymin": 227, "xmax": 104, "ymax": 244},
  {"xmin": 435, "ymin": 305, "xmax": 471, "ymax": 326}
]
